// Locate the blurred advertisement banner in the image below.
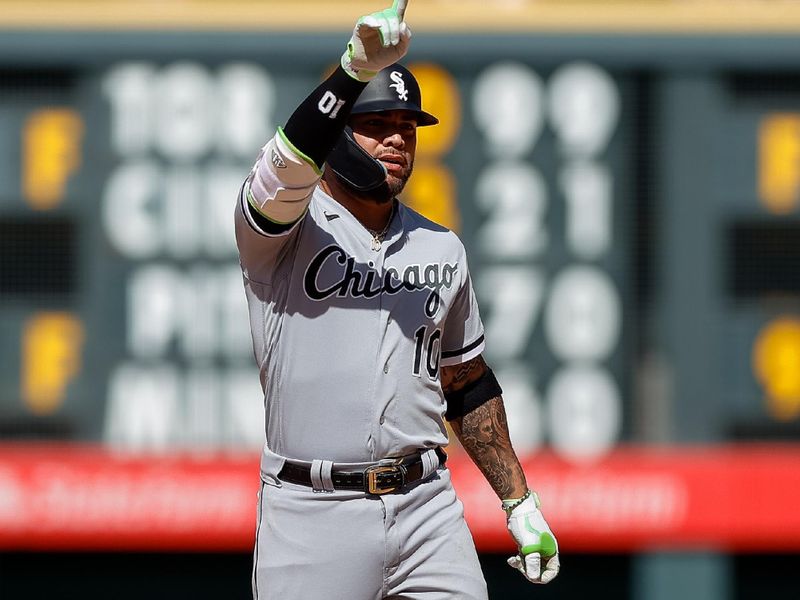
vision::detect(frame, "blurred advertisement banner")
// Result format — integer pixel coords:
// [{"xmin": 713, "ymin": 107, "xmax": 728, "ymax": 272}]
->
[{"xmin": 0, "ymin": 444, "xmax": 798, "ymax": 552}]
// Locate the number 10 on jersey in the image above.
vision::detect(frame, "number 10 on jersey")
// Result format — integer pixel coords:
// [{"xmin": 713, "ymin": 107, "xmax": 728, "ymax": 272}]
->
[{"xmin": 413, "ymin": 326, "xmax": 442, "ymax": 379}]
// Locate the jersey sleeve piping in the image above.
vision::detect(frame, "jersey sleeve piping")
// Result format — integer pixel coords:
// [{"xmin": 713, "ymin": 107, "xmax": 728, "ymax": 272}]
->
[{"xmin": 440, "ymin": 334, "xmax": 485, "ymax": 367}]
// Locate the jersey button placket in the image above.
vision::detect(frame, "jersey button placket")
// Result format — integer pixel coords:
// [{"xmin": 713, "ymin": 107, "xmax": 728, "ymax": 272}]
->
[{"xmin": 374, "ymin": 252, "xmax": 392, "ymax": 442}]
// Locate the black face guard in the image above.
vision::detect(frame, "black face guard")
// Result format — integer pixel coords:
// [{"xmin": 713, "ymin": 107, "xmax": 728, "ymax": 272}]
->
[{"xmin": 326, "ymin": 126, "xmax": 388, "ymax": 193}]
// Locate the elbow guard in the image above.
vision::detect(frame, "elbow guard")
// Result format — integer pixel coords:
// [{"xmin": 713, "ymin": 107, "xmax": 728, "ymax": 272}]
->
[
  {"xmin": 248, "ymin": 129, "xmax": 321, "ymax": 224},
  {"xmin": 444, "ymin": 367, "xmax": 503, "ymax": 421}
]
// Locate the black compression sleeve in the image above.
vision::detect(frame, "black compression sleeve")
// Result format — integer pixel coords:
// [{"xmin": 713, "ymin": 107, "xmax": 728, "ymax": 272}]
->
[
  {"xmin": 282, "ymin": 65, "xmax": 368, "ymax": 170},
  {"xmin": 444, "ymin": 367, "xmax": 504, "ymax": 421}
]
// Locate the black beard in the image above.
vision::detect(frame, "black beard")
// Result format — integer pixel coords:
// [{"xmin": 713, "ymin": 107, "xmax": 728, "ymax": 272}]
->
[
  {"xmin": 367, "ymin": 160, "xmax": 414, "ymax": 204},
  {"xmin": 331, "ymin": 160, "xmax": 414, "ymax": 205}
]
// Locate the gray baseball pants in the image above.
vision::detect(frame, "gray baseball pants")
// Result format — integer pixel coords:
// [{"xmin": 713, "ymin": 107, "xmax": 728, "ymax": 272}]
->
[{"xmin": 252, "ymin": 467, "xmax": 488, "ymax": 599}]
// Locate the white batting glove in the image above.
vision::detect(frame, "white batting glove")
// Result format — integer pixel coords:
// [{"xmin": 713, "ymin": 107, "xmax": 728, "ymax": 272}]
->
[
  {"xmin": 341, "ymin": 0, "xmax": 412, "ymax": 82},
  {"xmin": 505, "ymin": 490, "xmax": 560, "ymax": 584}
]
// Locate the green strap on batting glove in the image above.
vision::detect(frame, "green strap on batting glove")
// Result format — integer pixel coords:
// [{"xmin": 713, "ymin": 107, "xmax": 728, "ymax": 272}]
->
[{"xmin": 505, "ymin": 490, "xmax": 560, "ymax": 585}]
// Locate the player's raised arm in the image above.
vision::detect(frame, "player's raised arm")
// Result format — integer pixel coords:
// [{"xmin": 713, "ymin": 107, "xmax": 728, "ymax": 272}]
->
[{"xmin": 243, "ymin": 1, "xmax": 411, "ymax": 232}]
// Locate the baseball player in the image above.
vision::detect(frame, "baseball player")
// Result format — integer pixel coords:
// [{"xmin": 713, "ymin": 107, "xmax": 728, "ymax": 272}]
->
[{"xmin": 234, "ymin": 1, "xmax": 559, "ymax": 598}]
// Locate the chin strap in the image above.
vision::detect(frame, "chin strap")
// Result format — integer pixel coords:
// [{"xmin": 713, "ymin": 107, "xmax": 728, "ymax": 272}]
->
[{"xmin": 327, "ymin": 126, "xmax": 388, "ymax": 192}]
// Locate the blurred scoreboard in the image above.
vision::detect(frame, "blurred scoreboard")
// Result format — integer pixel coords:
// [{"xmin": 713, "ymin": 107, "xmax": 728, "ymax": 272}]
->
[{"xmin": 1, "ymin": 28, "xmax": 799, "ymax": 458}]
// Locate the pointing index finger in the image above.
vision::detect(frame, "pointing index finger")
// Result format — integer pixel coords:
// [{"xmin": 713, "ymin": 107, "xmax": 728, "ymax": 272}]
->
[{"xmin": 393, "ymin": 0, "xmax": 408, "ymax": 21}]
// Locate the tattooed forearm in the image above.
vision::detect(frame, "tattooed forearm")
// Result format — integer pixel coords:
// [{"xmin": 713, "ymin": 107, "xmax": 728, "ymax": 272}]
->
[
  {"xmin": 441, "ymin": 355, "xmax": 486, "ymax": 394},
  {"xmin": 451, "ymin": 396, "xmax": 528, "ymax": 500}
]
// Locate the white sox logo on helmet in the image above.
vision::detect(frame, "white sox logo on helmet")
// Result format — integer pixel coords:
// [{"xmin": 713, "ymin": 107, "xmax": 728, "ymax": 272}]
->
[
  {"xmin": 303, "ymin": 245, "xmax": 457, "ymax": 317},
  {"xmin": 389, "ymin": 71, "xmax": 409, "ymax": 101}
]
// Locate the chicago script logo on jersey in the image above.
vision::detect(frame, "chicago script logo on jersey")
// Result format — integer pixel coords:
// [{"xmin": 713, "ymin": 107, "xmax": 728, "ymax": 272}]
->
[
  {"xmin": 303, "ymin": 245, "xmax": 457, "ymax": 317},
  {"xmin": 389, "ymin": 71, "xmax": 409, "ymax": 101}
]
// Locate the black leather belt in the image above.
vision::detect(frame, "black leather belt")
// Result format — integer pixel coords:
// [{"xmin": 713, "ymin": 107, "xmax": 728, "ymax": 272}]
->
[{"xmin": 278, "ymin": 447, "xmax": 447, "ymax": 495}]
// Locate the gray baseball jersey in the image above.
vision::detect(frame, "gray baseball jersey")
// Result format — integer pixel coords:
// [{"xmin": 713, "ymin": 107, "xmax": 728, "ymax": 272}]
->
[
  {"xmin": 235, "ymin": 181, "xmax": 485, "ymax": 464},
  {"xmin": 238, "ymin": 131, "xmax": 490, "ymax": 599}
]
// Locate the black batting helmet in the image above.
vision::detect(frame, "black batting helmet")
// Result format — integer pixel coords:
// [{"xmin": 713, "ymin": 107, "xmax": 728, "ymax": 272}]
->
[{"xmin": 350, "ymin": 63, "xmax": 439, "ymax": 126}]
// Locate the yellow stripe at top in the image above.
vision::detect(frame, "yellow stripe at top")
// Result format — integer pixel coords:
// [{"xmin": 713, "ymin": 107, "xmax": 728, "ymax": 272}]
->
[{"xmin": 0, "ymin": 0, "xmax": 799, "ymax": 33}]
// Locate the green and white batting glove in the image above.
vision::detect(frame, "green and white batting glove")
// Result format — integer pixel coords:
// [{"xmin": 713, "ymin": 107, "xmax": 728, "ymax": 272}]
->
[
  {"xmin": 341, "ymin": 0, "xmax": 411, "ymax": 82},
  {"xmin": 504, "ymin": 490, "xmax": 560, "ymax": 584}
]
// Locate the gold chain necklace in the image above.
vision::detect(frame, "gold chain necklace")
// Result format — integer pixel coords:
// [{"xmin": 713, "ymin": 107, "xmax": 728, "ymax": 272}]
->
[{"xmin": 367, "ymin": 203, "xmax": 395, "ymax": 251}]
